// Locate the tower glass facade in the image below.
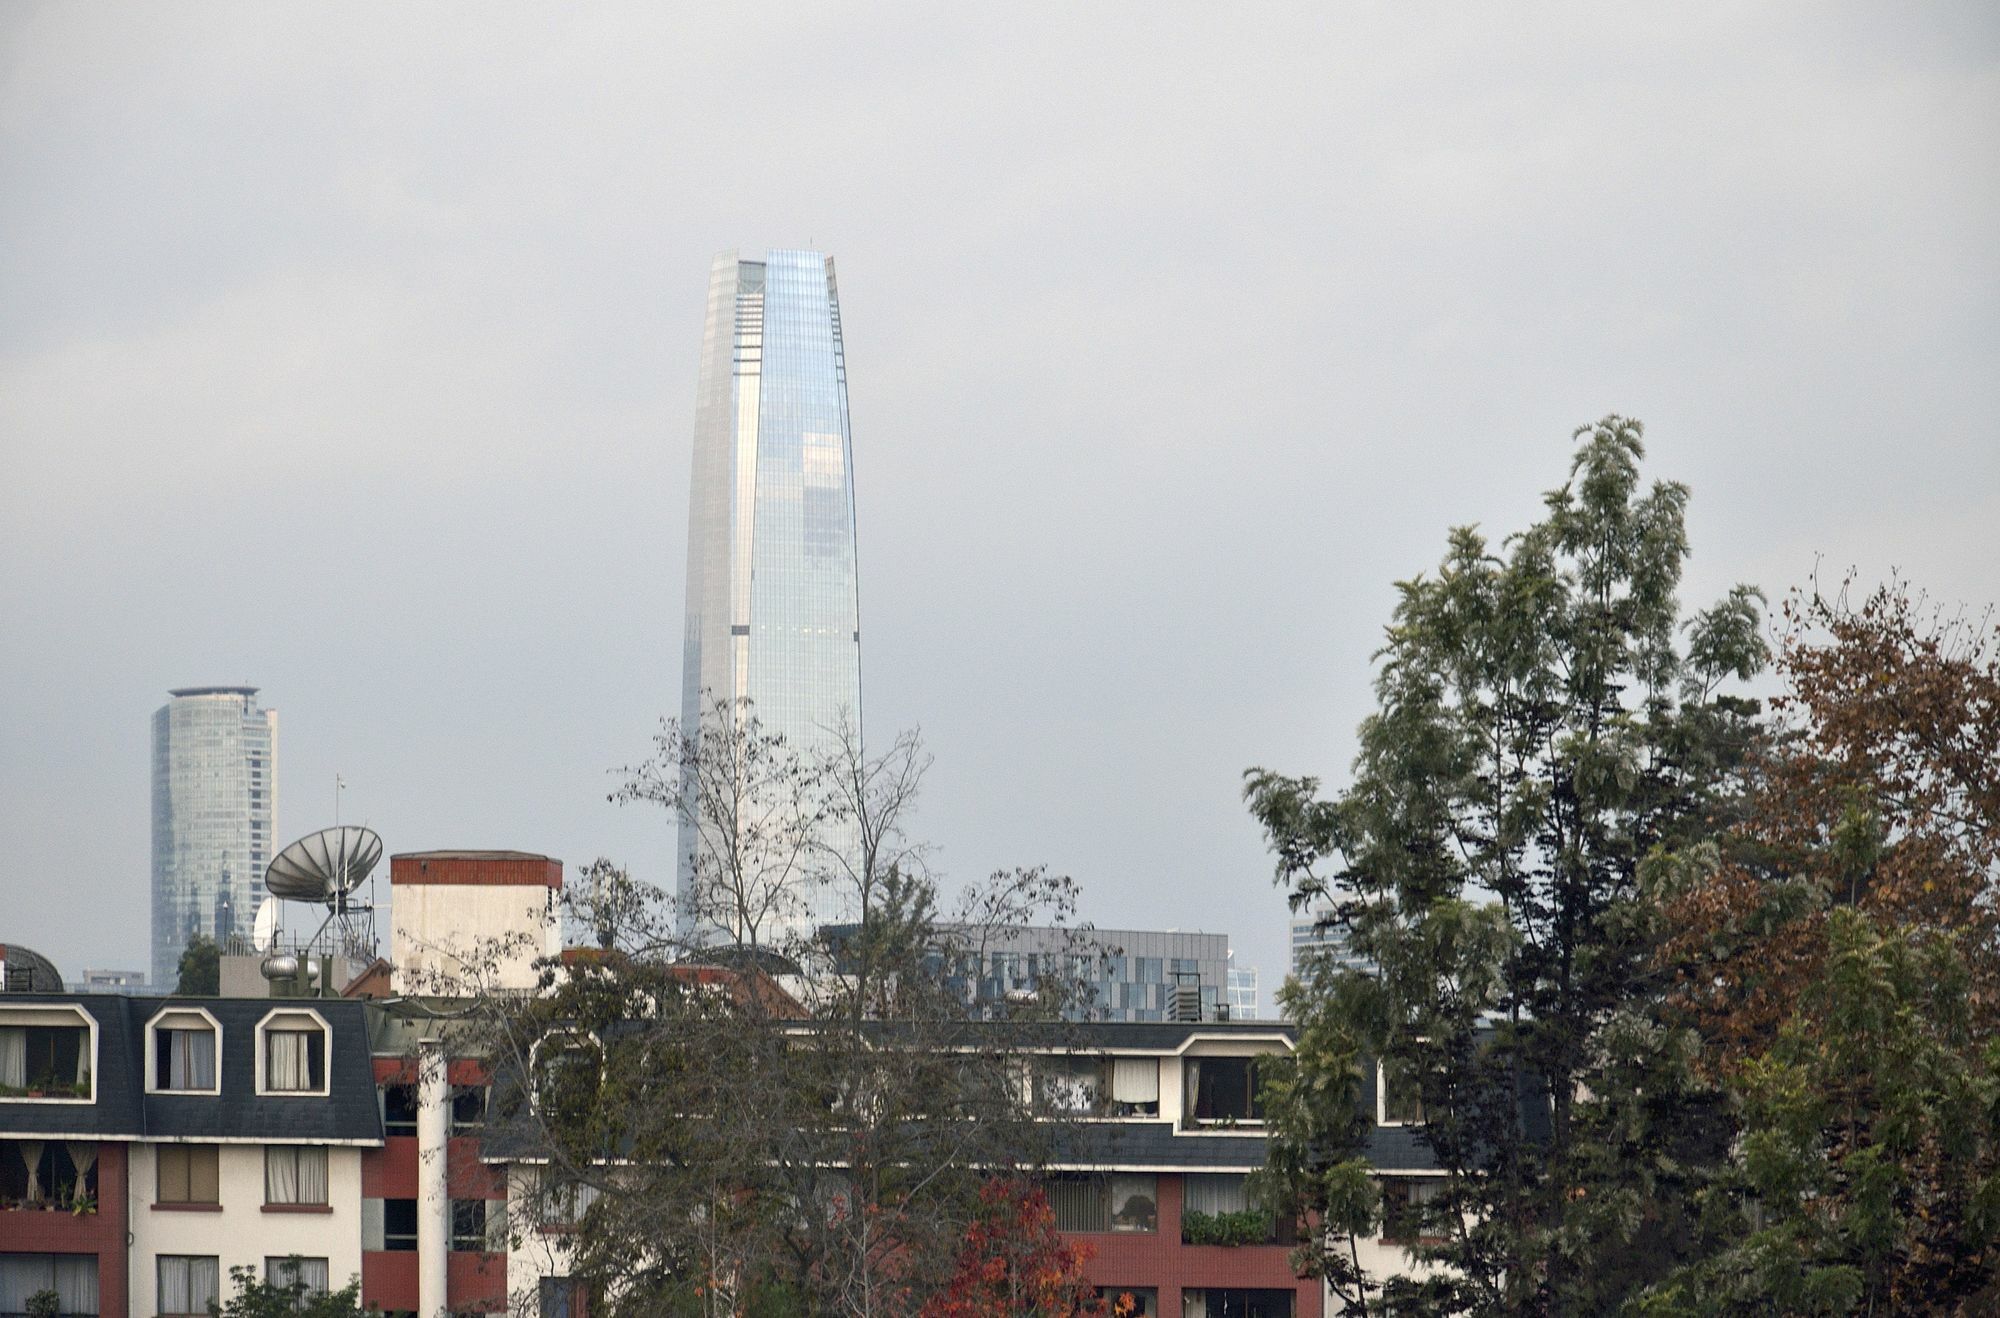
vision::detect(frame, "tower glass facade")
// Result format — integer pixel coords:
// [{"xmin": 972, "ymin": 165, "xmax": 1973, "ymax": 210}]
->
[
  {"xmin": 150, "ymin": 687, "xmax": 276, "ymax": 990},
  {"xmin": 679, "ymin": 250, "xmax": 861, "ymax": 945}
]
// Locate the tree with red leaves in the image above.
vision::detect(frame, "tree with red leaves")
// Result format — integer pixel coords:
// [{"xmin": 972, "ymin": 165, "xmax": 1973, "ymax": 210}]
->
[{"xmin": 921, "ymin": 1180, "xmax": 1121, "ymax": 1318}]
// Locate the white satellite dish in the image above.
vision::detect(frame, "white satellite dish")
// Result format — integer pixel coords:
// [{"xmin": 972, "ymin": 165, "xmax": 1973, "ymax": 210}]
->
[{"xmin": 252, "ymin": 898, "xmax": 281, "ymax": 952}]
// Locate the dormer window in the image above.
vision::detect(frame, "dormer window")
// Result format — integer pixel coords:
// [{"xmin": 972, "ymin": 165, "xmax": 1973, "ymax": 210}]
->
[
  {"xmin": 0, "ymin": 1006, "xmax": 95, "ymax": 1101},
  {"xmin": 147, "ymin": 1008, "xmax": 221, "ymax": 1094},
  {"xmin": 256, "ymin": 1009, "xmax": 329, "ymax": 1096}
]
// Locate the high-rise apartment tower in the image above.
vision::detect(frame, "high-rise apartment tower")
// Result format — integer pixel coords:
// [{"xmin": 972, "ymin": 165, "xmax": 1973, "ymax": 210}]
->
[
  {"xmin": 150, "ymin": 686, "xmax": 276, "ymax": 989},
  {"xmin": 678, "ymin": 250, "xmax": 862, "ymax": 946}
]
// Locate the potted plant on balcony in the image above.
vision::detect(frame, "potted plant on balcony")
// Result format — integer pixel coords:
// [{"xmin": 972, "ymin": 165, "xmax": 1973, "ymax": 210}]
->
[{"xmin": 26, "ymin": 1289, "xmax": 59, "ymax": 1318}]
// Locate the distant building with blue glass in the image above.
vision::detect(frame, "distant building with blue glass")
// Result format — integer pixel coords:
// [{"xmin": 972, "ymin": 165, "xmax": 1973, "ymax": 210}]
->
[
  {"xmin": 677, "ymin": 250, "xmax": 863, "ymax": 947},
  {"xmin": 822, "ymin": 924, "xmax": 1236, "ymax": 1023}
]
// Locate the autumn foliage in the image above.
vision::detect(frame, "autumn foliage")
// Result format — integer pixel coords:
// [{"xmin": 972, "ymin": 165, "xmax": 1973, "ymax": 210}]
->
[
  {"xmin": 1661, "ymin": 577, "xmax": 2000, "ymax": 1070},
  {"xmin": 920, "ymin": 1180, "xmax": 1113, "ymax": 1318}
]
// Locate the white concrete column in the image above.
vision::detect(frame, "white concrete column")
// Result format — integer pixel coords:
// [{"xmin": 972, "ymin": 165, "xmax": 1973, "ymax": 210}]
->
[{"xmin": 417, "ymin": 1038, "xmax": 450, "ymax": 1318}]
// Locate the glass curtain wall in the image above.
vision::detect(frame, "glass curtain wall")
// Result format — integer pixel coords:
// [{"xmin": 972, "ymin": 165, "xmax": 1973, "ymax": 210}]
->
[{"xmin": 677, "ymin": 250, "xmax": 863, "ymax": 949}]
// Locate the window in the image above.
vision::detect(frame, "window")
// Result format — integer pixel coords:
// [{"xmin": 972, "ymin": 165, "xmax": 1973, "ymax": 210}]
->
[
  {"xmin": 0, "ymin": 1013, "xmax": 92, "ymax": 1099},
  {"xmin": 264, "ymin": 1146, "xmax": 329, "ymax": 1206},
  {"xmin": 1183, "ymin": 1175, "xmax": 1289, "ymax": 1247},
  {"xmin": 534, "ymin": 1171, "xmax": 601, "ymax": 1228},
  {"xmin": 451, "ymin": 1198, "xmax": 489, "ymax": 1251},
  {"xmin": 148, "ymin": 1010, "xmax": 220, "ymax": 1093},
  {"xmin": 1179, "ymin": 1290, "xmax": 1293, "ymax": 1318},
  {"xmin": 451, "ymin": 1083, "xmax": 488, "ymax": 1133},
  {"xmin": 2, "ymin": 1142, "xmax": 98, "ymax": 1210},
  {"xmin": 1046, "ymin": 1174, "xmax": 1157, "ymax": 1233},
  {"xmin": 1377, "ymin": 1058, "xmax": 1425, "ymax": 1127},
  {"xmin": 538, "ymin": 1278, "xmax": 583, "ymax": 1318},
  {"xmin": 1379, "ymin": 1178, "xmax": 1445, "ymax": 1245},
  {"xmin": 381, "ymin": 1083, "xmax": 419, "ymax": 1136},
  {"xmin": 1034, "ymin": 1056, "xmax": 1107, "ymax": 1115},
  {"xmin": 156, "ymin": 1256, "xmax": 220, "ymax": 1316},
  {"xmin": 1096, "ymin": 1289, "xmax": 1157, "ymax": 1317},
  {"xmin": 263, "ymin": 1257, "xmax": 330, "ymax": 1297},
  {"xmin": 157, "ymin": 1144, "xmax": 220, "ymax": 1206},
  {"xmin": 265, "ymin": 1028, "xmax": 325, "ymax": 1092},
  {"xmin": 1184, "ymin": 1056, "xmax": 1265, "ymax": 1125},
  {"xmin": 533, "ymin": 1036, "xmax": 600, "ymax": 1116},
  {"xmin": 0, "ymin": 1254, "xmax": 98, "ymax": 1316},
  {"xmin": 1108, "ymin": 1057, "xmax": 1159, "ymax": 1116},
  {"xmin": 382, "ymin": 1198, "xmax": 419, "ymax": 1251}
]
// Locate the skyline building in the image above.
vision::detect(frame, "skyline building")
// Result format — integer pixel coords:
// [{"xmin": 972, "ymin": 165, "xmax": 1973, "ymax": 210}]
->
[
  {"xmin": 678, "ymin": 249, "xmax": 862, "ymax": 946},
  {"xmin": 1227, "ymin": 952, "xmax": 1260, "ymax": 1020},
  {"xmin": 150, "ymin": 686, "xmax": 276, "ymax": 990}
]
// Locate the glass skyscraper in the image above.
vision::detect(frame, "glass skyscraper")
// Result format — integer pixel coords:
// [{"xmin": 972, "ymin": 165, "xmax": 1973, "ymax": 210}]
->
[
  {"xmin": 150, "ymin": 686, "xmax": 277, "ymax": 990},
  {"xmin": 678, "ymin": 250, "xmax": 862, "ymax": 946}
]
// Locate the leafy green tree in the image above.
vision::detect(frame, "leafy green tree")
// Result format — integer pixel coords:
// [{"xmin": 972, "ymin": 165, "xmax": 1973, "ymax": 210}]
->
[
  {"xmin": 1637, "ymin": 910, "xmax": 2000, "ymax": 1314},
  {"xmin": 175, "ymin": 933, "xmax": 219, "ymax": 996},
  {"xmin": 211, "ymin": 1262, "xmax": 364, "ymax": 1317},
  {"xmin": 1246, "ymin": 417, "xmax": 1767, "ymax": 1313}
]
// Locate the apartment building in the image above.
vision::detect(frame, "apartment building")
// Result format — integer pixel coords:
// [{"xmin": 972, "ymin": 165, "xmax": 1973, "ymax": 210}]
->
[{"xmin": 0, "ymin": 995, "xmax": 379, "ymax": 1316}]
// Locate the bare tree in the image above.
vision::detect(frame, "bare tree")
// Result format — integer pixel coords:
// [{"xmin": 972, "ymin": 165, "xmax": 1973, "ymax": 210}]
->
[{"xmin": 458, "ymin": 704, "xmax": 1101, "ymax": 1317}]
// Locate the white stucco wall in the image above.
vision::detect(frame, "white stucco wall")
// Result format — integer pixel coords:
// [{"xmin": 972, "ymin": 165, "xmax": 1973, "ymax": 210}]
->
[
  {"xmin": 503, "ymin": 1164, "xmax": 577, "ymax": 1309},
  {"xmin": 392, "ymin": 884, "xmax": 559, "ymax": 994},
  {"xmin": 127, "ymin": 1142, "xmax": 365, "ymax": 1311}
]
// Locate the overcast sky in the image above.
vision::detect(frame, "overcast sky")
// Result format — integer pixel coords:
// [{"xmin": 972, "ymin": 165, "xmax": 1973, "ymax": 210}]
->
[{"xmin": 2, "ymin": 3, "xmax": 1995, "ymax": 996}]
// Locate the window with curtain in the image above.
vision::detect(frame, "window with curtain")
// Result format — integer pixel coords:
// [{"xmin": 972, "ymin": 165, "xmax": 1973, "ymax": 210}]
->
[
  {"xmin": 1183, "ymin": 1057, "xmax": 1264, "ymax": 1125},
  {"xmin": 0, "ymin": 1254, "xmax": 99, "ymax": 1317},
  {"xmin": 1109, "ymin": 1057, "xmax": 1160, "ymax": 1115},
  {"xmin": 154, "ymin": 1022, "xmax": 217, "ymax": 1091},
  {"xmin": 0, "ymin": 1028, "xmax": 24, "ymax": 1090},
  {"xmin": 1048, "ymin": 1176, "xmax": 1108, "ymax": 1232},
  {"xmin": 1034, "ymin": 1056, "xmax": 1107, "ymax": 1115},
  {"xmin": 263, "ymin": 1025, "xmax": 325, "ymax": 1092},
  {"xmin": 1, "ymin": 1144, "xmax": 89, "ymax": 1207},
  {"xmin": 1182, "ymin": 1173, "xmax": 1250, "ymax": 1216},
  {"xmin": 535, "ymin": 1170, "xmax": 601, "ymax": 1228},
  {"xmin": 538, "ymin": 1278, "xmax": 582, "ymax": 1318},
  {"xmin": 0, "ymin": 1022, "xmax": 89, "ymax": 1097},
  {"xmin": 263, "ymin": 1257, "xmax": 329, "ymax": 1296},
  {"xmin": 1047, "ymin": 1174, "xmax": 1158, "ymax": 1233},
  {"xmin": 264, "ymin": 1146, "xmax": 329, "ymax": 1205},
  {"xmin": 157, "ymin": 1144, "xmax": 220, "ymax": 1205},
  {"xmin": 1379, "ymin": 1178, "xmax": 1445, "ymax": 1244},
  {"xmin": 157, "ymin": 1256, "xmax": 220, "ymax": 1316},
  {"xmin": 1179, "ymin": 1289, "xmax": 1293, "ymax": 1318}
]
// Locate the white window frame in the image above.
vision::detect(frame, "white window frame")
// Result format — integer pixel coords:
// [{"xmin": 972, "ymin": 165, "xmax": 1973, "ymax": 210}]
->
[
  {"xmin": 0, "ymin": 1003, "xmax": 98, "ymax": 1104},
  {"xmin": 255, "ymin": 1007, "xmax": 331, "ymax": 1097},
  {"xmin": 1376, "ymin": 1057, "xmax": 1425, "ymax": 1128},
  {"xmin": 145, "ymin": 1006, "xmax": 224, "ymax": 1096},
  {"xmin": 528, "ymin": 1031, "xmax": 601, "ymax": 1114}
]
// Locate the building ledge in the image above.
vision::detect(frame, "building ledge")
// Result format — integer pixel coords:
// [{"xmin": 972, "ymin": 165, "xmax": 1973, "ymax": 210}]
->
[
  {"xmin": 262, "ymin": 1203, "xmax": 333, "ymax": 1214},
  {"xmin": 151, "ymin": 1202, "xmax": 222, "ymax": 1212}
]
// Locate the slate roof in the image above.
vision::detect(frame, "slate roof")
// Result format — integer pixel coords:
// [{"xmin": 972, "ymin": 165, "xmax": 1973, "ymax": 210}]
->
[{"xmin": 0, "ymin": 993, "xmax": 382, "ymax": 1144}]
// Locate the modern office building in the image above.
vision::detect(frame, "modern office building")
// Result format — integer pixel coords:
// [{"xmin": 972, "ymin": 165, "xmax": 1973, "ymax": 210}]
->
[
  {"xmin": 1289, "ymin": 908, "xmax": 1369, "ymax": 982},
  {"xmin": 1227, "ymin": 954, "xmax": 1260, "ymax": 1021},
  {"xmin": 677, "ymin": 250, "xmax": 863, "ymax": 947},
  {"xmin": 824, "ymin": 925, "xmax": 1234, "ymax": 1023},
  {"xmin": 150, "ymin": 687, "xmax": 277, "ymax": 992}
]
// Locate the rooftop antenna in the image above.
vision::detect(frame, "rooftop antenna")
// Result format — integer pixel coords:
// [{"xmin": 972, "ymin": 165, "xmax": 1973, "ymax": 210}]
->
[{"xmin": 263, "ymin": 824, "xmax": 383, "ymax": 987}]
